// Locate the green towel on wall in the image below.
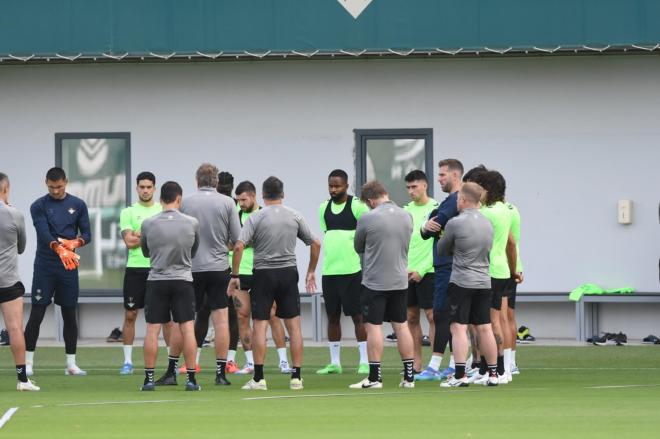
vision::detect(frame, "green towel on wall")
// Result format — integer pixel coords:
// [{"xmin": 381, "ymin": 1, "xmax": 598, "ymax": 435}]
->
[{"xmin": 569, "ymin": 283, "xmax": 635, "ymax": 301}]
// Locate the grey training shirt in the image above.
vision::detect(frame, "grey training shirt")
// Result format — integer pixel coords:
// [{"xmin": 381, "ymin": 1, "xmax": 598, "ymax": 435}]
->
[
  {"xmin": 238, "ymin": 204, "xmax": 314, "ymax": 270},
  {"xmin": 141, "ymin": 209, "xmax": 200, "ymax": 281},
  {"xmin": 0, "ymin": 203, "xmax": 26, "ymax": 288},
  {"xmin": 181, "ymin": 187, "xmax": 241, "ymax": 272},
  {"xmin": 437, "ymin": 208, "xmax": 493, "ymax": 289},
  {"xmin": 354, "ymin": 201, "xmax": 412, "ymax": 291}
]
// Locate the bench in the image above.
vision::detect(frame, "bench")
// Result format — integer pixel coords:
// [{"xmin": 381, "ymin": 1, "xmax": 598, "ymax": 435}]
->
[{"xmin": 578, "ymin": 293, "xmax": 660, "ymax": 341}]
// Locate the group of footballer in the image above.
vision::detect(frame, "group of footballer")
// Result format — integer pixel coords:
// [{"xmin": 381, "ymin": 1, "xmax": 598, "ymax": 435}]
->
[{"xmin": 0, "ymin": 157, "xmax": 522, "ymax": 392}]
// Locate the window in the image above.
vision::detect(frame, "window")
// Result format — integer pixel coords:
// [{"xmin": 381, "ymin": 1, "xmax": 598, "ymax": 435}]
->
[
  {"xmin": 355, "ymin": 129, "xmax": 433, "ymax": 207},
  {"xmin": 55, "ymin": 132, "xmax": 131, "ymax": 292}
]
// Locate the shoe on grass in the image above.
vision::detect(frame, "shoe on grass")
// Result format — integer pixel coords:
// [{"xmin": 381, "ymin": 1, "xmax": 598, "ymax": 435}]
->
[
  {"xmin": 280, "ymin": 361, "xmax": 293, "ymax": 374},
  {"xmin": 215, "ymin": 374, "xmax": 231, "ymax": 385},
  {"xmin": 154, "ymin": 372, "xmax": 177, "ymax": 386},
  {"xmin": 185, "ymin": 381, "xmax": 201, "ymax": 391},
  {"xmin": 119, "ymin": 363, "xmax": 134, "ymax": 375},
  {"xmin": 235, "ymin": 363, "xmax": 254, "ymax": 375},
  {"xmin": 65, "ymin": 365, "xmax": 87, "ymax": 376},
  {"xmin": 241, "ymin": 379, "xmax": 267, "ymax": 390},
  {"xmin": 415, "ymin": 367, "xmax": 442, "ymax": 382},
  {"xmin": 357, "ymin": 363, "xmax": 369, "ymax": 374},
  {"xmin": 399, "ymin": 380, "xmax": 415, "ymax": 388},
  {"xmin": 140, "ymin": 382, "xmax": 155, "ymax": 391},
  {"xmin": 316, "ymin": 363, "xmax": 342, "ymax": 375},
  {"xmin": 440, "ymin": 376, "xmax": 469, "ymax": 388},
  {"xmin": 349, "ymin": 377, "xmax": 382, "ymax": 389},
  {"xmin": 17, "ymin": 379, "xmax": 40, "ymax": 391},
  {"xmin": 290, "ymin": 378, "xmax": 304, "ymax": 390},
  {"xmin": 440, "ymin": 367, "xmax": 455, "ymax": 379},
  {"xmin": 225, "ymin": 360, "xmax": 240, "ymax": 374}
]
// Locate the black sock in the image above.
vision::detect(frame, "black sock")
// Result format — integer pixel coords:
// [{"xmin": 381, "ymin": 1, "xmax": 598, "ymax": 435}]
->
[
  {"xmin": 479, "ymin": 356, "xmax": 487, "ymax": 375},
  {"xmin": 254, "ymin": 364, "xmax": 264, "ymax": 382},
  {"xmin": 291, "ymin": 367, "xmax": 301, "ymax": 380},
  {"xmin": 216, "ymin": 358, "xmax": 227, "ymax": 376},
  {"xmin": 145, "ymin": 368, "xmax": 155, "ymax": 384},
  {"xmin": 488, "ymin": 364, "xmax": 498, "ymax": 377},
  {"xmin": 368, "ymin": 362, "xmax": 381, "ymax": 383},
  {"xmin": 455, "ymin": 363, "xmax": 466, "ymax": 379},
  {"xmin": 403, "ymin": 359, "xmax": 414, "ymax": 383},
  {"xmin": 497, "ymin": 355, "xmax": 505, "ymax": 375},
  {"xmin": 16, "ymin": 364, "xmax": 27, "ymax": 383},
  {"xmin": 187, "ymin": 369, "xmax": 196, "ymax": 385},
  {"xmin": 471, "ymin": 360, "xmax": 480, "ymax": 370},
  {"xmin": 166, "ymin": 356, "xmax": 179, "ymax": 375}
]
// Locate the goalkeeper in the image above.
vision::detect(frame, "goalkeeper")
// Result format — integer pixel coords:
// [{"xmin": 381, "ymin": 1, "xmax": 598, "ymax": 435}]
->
[{"xmin": 24, "ymin": 167, "xmax": 91, "ymax": 377}]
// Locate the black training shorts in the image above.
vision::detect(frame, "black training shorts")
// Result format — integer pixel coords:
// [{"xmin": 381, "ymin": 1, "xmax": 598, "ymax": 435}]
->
[
  {"xmin": 251, "ymin": 267, "xmax": 300, "ymax": 321},
  {"xmin": 490, "ymin": 277, "xmax": 511, "ymax": 311},
  {"xmin": 322, "ymin": 272, "xmax": 362, "ymax": 317},
  {"xmin": 144, "ymin": 280, "xmax": 196, "ymax": 324},
  {"xmin": 407, "ymin": 273, "xmax": 435, "ymax": 310},
  {"xmin": 447, "ymin": 283, "xmax": 492, "ymax": 325},
  {"xmin": 123, "ymin": 268, "xmax": 150, "ymax": 310},
  {"xmin": 506, "ymin": 277, "xmax": 518, "ymax": 309},
  {"xmin": 238, "ymin": 274, "xmax": 253, "ymax": 292},
  {"xmin": 360, "ymin": 286, "xmax": 407, "ymax": 325},
  {"xmin": 0, "ymin": 281, "xmax": 25, "ymax": 304},
  {"xmin": 192, "ymin": 270, "xmax": 230, "ymax": 311}
]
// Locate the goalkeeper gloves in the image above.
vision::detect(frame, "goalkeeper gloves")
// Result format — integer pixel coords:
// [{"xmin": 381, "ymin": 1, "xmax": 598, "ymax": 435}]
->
[
  {"xmin": 50, "ymin": 242, "xmax": 80, "ymax": 270},
  {"xmin": 58, "ymin": 237, "xmax": 85, "ymax": 251}
]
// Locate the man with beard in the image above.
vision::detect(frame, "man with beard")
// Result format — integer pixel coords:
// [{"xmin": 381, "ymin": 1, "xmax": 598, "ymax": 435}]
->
[
  {"xmin": 415, "ymin": 159, "xmax": 463, "ymax": 381},
  {"xmin": 316, "ymin": 169, "xmax": 370, "ymax": 376},
  {"xmin": 119, "ymin": 172, "xmax": 164, "ymax": 375}
]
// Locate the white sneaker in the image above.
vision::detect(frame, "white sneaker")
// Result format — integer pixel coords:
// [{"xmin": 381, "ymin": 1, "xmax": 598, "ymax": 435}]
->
[
  {"xmin": 486, "ymin": 374, "xmax": 499, "ymax": 386},
  {"xmin": 506, "ymin": 372, "xmax": 513, "ymax": 382},
  {"xmin": 511, "ymin": 365, "xmax": 520, "ymax": 375},
  {"xmin": 497, "ymin": 373, "xmax": 509, "ymax": 384},
  {"xmin": 17, "ymin": 379, "xmax": 40, "ymax": 391},
  {"xmin": 290, "ymin": 378, "xmax": 304, "ymax": 390},
  {"xmin": 474, "ymin": 373, "xmax": 490, "ymax": 385},
  {"xmin": 65, "ymin": 365, "xmax": 88, "ymax": 376},
  {"xmin": 280, "ymin": 361, "xmax": 293, "ymax": 374},
  {"xmin": 26, "ymin": 364, "xmax": 34, "ymax": 377},
  {"xmin": 398, "ymin": 380, "xmax": 415, "ymax": 388},
  {"xmin": 349, "ymin": 378, "xmax": 383, "ymax": 389},
  {"xmin": 235, "ymin": 364, "xmax": 254, "ymax": 375},
  {"xmin": 241, "ymin": 379, "xmax": 267, "ymax": 390},
  {"xmin": 440, "ymin": 376, "xmax": 469, "ymax": 388}
]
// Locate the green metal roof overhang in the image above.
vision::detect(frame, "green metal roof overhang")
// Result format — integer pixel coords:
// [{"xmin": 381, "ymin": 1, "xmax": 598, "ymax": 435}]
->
[{"xmin": 1, "ymin": 0, "xmax": 659, "ymax": 64}]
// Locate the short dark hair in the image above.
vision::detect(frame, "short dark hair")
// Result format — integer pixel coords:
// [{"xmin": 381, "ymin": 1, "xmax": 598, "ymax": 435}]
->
[
  {"xmin": 360, "ymin": 180, "xmax": 388, "ymax": 202},
  {"xmin": 328, "ymin": 169, "xmax": 348, "ymax": 183},
  {"xmin": 235, "ymin": 180, "xmax": 256, "ymax": 196},
  {"xmin": 439, "ymin": 159, "xmax": 464, "ymax": 176},
  {"xmin": 462, "ymin": 165, "xmax": 488, "ymax": 183},
  {"xmin": 46, "ymin": 167, "xmax": 66, "ymax": 181},
  {"xmin": 136, "ymin": 171, "xmax": 156, "ymax": 185},
  {"xmin": 262, "ymin": 176, "xmax": 284, "ymax": 200},
  {"xmin": 160, "ymin": 181, "xmax": 182, "ymax": 204},
  {"xmin": 474, "ymin": 170, "xmax": 506, "ymax": 205},
  {"xmin": 404, "ymin": 170, "xmax": 427, "ymax": 183},
  {"xmin": 216, "ymin": 171, "xmax": 234, "ymax": 196},
  {"xmin": 0, "ymin": 172, "xmax": 8, "ymax": 190}
]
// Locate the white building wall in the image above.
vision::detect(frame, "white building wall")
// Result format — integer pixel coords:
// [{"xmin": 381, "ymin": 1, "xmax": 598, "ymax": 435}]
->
[{"xmin": 1, "ymin": 56, "xmax": 659, "ymax": 339}]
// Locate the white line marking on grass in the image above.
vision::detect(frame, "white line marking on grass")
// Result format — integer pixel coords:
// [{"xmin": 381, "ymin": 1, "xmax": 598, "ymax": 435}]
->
[
  {"xmin": 58, "ymin": 399, "xmax": 210, "ymax": 407},
  {"xmin": 243, "ymin": 387, "xmax": 549, "ymax": 401},
  {"xmin": 0, "ymin": 408, "xmax": 19, "ymax": 430},
  {"xmin": 586, "ymin": 384, "xmax": 660, "ymax": 389}
]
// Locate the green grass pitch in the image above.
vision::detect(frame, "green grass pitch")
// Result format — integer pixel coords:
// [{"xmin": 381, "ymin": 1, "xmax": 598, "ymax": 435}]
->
[{"xmin": 1, "ymin": 345, "xmax": 659, "ymax": 438}]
